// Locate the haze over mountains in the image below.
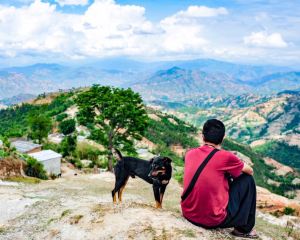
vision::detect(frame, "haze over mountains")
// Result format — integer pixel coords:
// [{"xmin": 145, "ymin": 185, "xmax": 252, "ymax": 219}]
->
[{"xmin": 0, "ymin": 58, "xmax": 299, "ymax": 103}]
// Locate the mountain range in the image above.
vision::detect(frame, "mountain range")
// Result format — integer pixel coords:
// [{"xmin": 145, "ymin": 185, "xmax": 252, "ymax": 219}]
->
[{"xmin": 1, "ymin": 58, "xmax": 299, "ymax": 101}]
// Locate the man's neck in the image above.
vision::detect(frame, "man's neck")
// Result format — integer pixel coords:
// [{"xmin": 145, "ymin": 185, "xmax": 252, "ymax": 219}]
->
[{"xmin": 204, "ymin": 142, "xmax": 221, "ymax": 149}]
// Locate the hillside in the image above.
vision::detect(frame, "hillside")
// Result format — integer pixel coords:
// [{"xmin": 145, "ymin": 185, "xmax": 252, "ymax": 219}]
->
[
  {"xmin": 0, "ymin": 90, "xmax": 299, "ymax": 198},
  {"xmin": 1, "ymin": 167, "xmax": 300, "ymax": 240},
  {"xmin": 154, "ymin": 91, "xmax": 300, "ymax": 170}
]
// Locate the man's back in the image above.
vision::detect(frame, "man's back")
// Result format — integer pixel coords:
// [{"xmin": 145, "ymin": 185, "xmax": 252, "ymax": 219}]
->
[{"xmin": 181, "ymin": 145, "xmax": 244, "ymax": 227}]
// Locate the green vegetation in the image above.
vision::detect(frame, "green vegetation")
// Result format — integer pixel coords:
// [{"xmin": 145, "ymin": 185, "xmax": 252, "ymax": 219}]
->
[
  {"xmin": 60, "ymin": 135, "xmax": 77, "ymax": 157},
  {"xmin": 76, "ymin": 85, "xmax": 149, "ymax": 171},
  {"xmin": 223, "ymin": 138, "xmax": 300, "ymax": 196},
  {"xmin": 24, "ymin": 155, "xmax": 48, "ymax": 180},
  {"xmin": 6, "ymin": 176, "xmax": 41, "ymax": 184},
  {"xmin": 283, "ymin": 207, "xmax": 296, "ymax": 216},
  {"xmin": 28, "ymin": 114, "xmax": 52, "ymax": 143},
  {"xmin": 0, "ymin": 92, "xmax": 74, "ymax": 138},
  {"xmin": 59, "ymin": 119, "xmax": 76, "ymax": 135},
  {"xmin": 56, "ymin": 113, "xmax": 68, "ymax": 122},
  {"xmin": 254, "ymin": 141, "xmax": 300, "ymax": 169},
  {"xmin": 144, "ymin": 111, "xmax": 198, "ymax": 167}
]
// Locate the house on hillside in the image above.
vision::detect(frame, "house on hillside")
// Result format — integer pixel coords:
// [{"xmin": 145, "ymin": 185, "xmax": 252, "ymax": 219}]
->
[
  {"xmin": 11, "ymin": 140, "xmax": 42, "ymax": 154},
  {"xmin": 29, "ymin": 150, "xmax": 62, "ymax": 175}
]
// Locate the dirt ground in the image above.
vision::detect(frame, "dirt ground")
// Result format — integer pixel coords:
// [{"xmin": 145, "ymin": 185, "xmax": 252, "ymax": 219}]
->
[{"xmin": 0, "ymin": 169, "xmax": 299, "ymax": 240}]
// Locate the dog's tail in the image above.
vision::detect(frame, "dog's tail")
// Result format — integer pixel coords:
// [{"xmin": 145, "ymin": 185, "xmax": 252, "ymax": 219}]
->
[{"xmin": 112, "ymin": 148, "xmax": 123, "ymax": 161}]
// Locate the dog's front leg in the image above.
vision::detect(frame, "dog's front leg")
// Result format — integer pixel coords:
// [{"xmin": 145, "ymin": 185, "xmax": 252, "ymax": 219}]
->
[
  {"xmin": 159, "ymin": 184, "xmax": 167, "ymax": 207},
  {"xmin": 153, "ymin": 184, "xmax": 161, "ymax": 208}
]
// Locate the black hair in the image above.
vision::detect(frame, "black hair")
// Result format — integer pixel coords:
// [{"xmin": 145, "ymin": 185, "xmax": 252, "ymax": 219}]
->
[{"xmin": 202, "ymin": 119, "xmax": 225, "ymax": 145}]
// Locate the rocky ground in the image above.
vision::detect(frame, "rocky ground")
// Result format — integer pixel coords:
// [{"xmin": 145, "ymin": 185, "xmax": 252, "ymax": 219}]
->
[{"xmin": 1, "ymin": 166, "xmax": 300, "ymax": 240}]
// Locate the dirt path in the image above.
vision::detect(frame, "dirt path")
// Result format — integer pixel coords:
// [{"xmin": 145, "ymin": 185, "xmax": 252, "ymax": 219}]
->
[{"xmin": 0, "ymin": 171, "xmax": 298, "ymax": 240}]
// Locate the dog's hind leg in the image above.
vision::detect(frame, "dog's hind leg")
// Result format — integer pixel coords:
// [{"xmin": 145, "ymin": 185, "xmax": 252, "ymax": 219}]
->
[
  {"xmin": 112, "ymin": 164, "xmax": 126, "ymax": 204},
  {"xmin": 118, "ymin": 175, "xmax": 129, "ymax": 203}
]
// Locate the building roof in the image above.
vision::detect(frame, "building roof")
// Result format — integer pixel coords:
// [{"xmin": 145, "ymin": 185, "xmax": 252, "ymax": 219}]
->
[
  {"xmin": 11, "ymin": 140, "xmax": 42, "ymax": 153},
  {"xmin": 28, "ymin": 150, "xmax": 62, "ymax": 162}
]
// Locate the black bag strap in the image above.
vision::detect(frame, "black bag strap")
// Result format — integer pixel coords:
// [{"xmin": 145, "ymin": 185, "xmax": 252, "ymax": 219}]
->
[{"xmin": 181, "ymin": 148, "xmax": 219, "ymax": 202}]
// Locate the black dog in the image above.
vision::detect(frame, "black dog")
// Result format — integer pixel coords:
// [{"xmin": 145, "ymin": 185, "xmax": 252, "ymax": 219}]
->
[{"xmin": 111, "ymin": 149, "xmax": 172, "ymax": 208}]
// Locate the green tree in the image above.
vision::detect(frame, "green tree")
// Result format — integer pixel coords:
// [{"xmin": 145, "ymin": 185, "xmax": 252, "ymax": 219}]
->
[
  {"xmin": 61, "ymin": 135, "xmax": 77, "ymax": 157},
  {"xmin": 59, "ymin": 119, "xmax": 76, "ymax": 135},
  {"xmin": 76, "ymin": 85, "xmax": 148, "ymax": 171},
  {"xmin": 28, "ymin": 114, "xmax": 52, "ymax": 143}
]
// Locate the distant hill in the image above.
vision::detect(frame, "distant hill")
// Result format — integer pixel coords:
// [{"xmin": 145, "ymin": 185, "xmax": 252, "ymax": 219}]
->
[
  {"xmin": 0, "ymin": 94, "xmax": 36, "ymax": 106},
  {"xmin": 131, "ymin": 67, "xmax": 300, "ymax": 100},
  {"xmin": 0, "ymin": 58, "xmax": 298, "ymax": 100}
]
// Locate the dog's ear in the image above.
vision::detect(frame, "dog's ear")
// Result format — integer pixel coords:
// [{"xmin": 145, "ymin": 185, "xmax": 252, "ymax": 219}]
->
[
  {"xmin": 112, "ymin": 148, "xmax": 122, "ymax": 161},
  {"xmin": 163, "ymin": 157, "xmax": 172, "ymax": 164},
  {"xmin": 149, "ymin": 158, "xmax": 154, "ymax": 164}
]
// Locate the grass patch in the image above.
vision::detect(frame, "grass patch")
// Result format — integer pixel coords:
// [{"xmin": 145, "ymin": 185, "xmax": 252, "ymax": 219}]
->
[
  {"xmin": 6, "ymin": 176, "xmax": 41, "ymax": 184},
  {"xmin": 179, "ymin": 228, "xmax": 196, "ymax": 238},
  {"xmin": 256, "ymin": 217, "xmax": 300, "ymax": 240},
  {"xmin": 61, "ymin": 209, "xmax": 72, "ymax": 218},
  {"xmin": 0, "ymin": 226, "xmax": 6, "ymax": 234}
]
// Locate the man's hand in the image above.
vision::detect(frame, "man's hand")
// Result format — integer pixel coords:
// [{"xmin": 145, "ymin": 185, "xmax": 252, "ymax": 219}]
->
[{"xmin": 242, "ymin": 163, "xmax": 254, "ymax": 175}]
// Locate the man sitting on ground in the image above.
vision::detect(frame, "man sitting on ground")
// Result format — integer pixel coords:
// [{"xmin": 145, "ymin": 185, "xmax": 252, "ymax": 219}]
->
[{"xmin": 181, "ymin": 119, "xmax": 258, "ymax": 238}]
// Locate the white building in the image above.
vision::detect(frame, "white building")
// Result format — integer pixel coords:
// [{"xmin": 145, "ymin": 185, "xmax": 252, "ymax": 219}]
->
[
  {"xmin": 29, "ymin": 150, "xmax": 62, "ymax": 175},
  {"xmin": 11, "ymin": 140, "xmax": 42, "ymax": 154}
]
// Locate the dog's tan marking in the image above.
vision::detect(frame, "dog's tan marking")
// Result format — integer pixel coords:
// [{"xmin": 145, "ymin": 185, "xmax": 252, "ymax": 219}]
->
[
  {"xmin": 113, "ymin": 193, "xmax": 117, "ymax": 204},
  {"xmin": 156, "ymin": 201, "xmax": 162, "ymax": 209},
  {"xmin": 118, "ymin": 176, "xmax": 129, "ymax": 202}
]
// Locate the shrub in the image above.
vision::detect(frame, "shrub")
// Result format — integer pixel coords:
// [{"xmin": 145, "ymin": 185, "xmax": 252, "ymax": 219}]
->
[
  {"xmin": 59, "ymin": 119, "xmax": 76, "ymax": 135},
  {"xmin": 56, "ymin": 113, "xmax": 68, "ymax": 122},
  {"xmin": 25, "ymin": 156, "xmax": 48, "ymax": 180},
  {"xmin": 284, "ymin": 207, "xmax": 296, "ymax": 216}
]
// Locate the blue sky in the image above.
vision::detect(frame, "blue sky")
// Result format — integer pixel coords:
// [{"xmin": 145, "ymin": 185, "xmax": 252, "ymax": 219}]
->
[{"xmin": 0, "ymin": 0, "xmax": 299, "ymax": 67}]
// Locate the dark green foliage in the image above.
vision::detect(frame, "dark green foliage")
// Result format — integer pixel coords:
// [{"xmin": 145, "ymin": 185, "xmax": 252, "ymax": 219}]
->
[
  {"xmin": 61, "ymin": 135, "xmax": 77, "ymax": 157},
  {"xmin": 223, "ymin": 138, "xmax": 300, "ymax": 196},
  {"xmin": 284, "ymin": 207, "xmax": 296, "ymax": 215},
  {"xmin": 145, "ymin": 112, "xmax": 199, "ymax": 168},
  {"xmin": 25, "ymin": 156, "xmax": 48, "ymax": 180},
  {"xmin": 254, "ymin": 141, "xmax": 300, "ymax": 169},
  {"xmin": 28, "ymin": 114, "xmax": 52, "ymax": 143},
  {"xmin": 0, "ymin": 93, "xmax": 73, "ymax": 138},
  {"xmin": 56, "ymin": 113, "xmax": 68, "ymax": 122},
  {"xmin": 76, "ymin": 85, "xmax": 149, "ymax": 171},
  {"xmin": 42, "ymin": 142, "xmax": 60, "ymax": 152},
  {"xmin": 59, "ymin": 119, "xmax": 76, "ymax": 135},
  {"xmin": 144, "ymin": 114, "xmax": 198, "ymax": 149},
  {"xmin": 0, "ymin": 103, "xmax": 40, "ymax": 137}
]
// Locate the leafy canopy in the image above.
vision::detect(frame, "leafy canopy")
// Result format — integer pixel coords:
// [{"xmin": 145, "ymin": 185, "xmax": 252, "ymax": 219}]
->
[
  {"xmin": 28, "ymin": 113, "xmax": 52, "ymax": 143},
  {"xmin": 76, "ymin": 85, "xmax": 148, "ymax": 171}
]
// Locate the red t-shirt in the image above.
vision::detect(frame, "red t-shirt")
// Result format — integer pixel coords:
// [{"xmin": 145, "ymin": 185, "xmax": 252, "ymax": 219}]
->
[{"xmin": 181, "ymin": 145, "xmax": 244, "ymax": 227}]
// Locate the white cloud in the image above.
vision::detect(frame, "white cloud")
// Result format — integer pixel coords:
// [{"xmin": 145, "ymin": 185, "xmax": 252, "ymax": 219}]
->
[
  {"xmin": 243, "ymin": 31, "xmax": 287, "ymax": 48},
  {"xmin": 55, "ymin": 0, "xmax": 89, "ymax": 6},
  {"xmin": 0, "ymin": 0, "xmax": 296, "ymax": 65},
  {"xmin": 162, "ymin": 6, "xmax": 228, "ymax": 25}
]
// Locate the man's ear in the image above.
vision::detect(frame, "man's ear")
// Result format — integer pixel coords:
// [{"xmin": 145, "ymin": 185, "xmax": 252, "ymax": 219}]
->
[
  {"xmin": 112, "ymin": 148, "xmax": 122, "ymax": 161},
  {"xmin": 163, "ymin": 157, "xmax": 172, "ymax": 164}
]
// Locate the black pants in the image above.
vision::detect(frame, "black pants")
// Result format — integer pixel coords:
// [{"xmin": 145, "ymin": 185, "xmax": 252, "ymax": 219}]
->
[{"xmin": 218, "ymin": 173, "xmax": 257, "ymax": 233}]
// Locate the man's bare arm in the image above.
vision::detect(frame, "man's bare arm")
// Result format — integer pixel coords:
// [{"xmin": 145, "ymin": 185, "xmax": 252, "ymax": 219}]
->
[{"xmin": 242, "ymin": 163, "xmax": 254, "ymax": 175}]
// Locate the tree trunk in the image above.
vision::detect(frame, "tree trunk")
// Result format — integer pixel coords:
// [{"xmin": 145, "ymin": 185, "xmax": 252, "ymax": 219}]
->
[{"xmin": 107, "ymin": 132, "xmax": 113, "ymax": 172}]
